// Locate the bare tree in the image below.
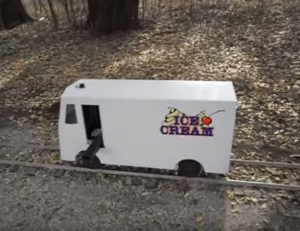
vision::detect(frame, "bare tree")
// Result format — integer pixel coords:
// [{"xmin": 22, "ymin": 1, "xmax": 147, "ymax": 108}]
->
[
  {"xmin": 47, "ymin": 0, "xmax": 58, "ymax": 30},
  {"xmin": 57, "ymin": 0, "xmax": 71, "ymax": 24},
  {"xmin": 0, "ymin": 0, "xmax": 32, "ymax": 30},
  {"xmin": 0, "ymin": 0, "xmax": 140, "ymax": 34},
  {"xmin": 87, "ymin": 0, "xmax": 139, "ymax": 34}
]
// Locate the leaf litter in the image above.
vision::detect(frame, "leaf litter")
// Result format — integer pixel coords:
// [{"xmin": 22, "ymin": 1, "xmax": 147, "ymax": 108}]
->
[{"xmin": 0, "ymin": 0, "xmax": 299, "ymax": 203}]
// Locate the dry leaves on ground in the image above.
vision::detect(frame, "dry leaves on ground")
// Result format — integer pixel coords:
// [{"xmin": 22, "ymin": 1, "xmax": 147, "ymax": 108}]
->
[{"xmin": 0, "ymin": 1, "xmax": 299, "ymax": 167}]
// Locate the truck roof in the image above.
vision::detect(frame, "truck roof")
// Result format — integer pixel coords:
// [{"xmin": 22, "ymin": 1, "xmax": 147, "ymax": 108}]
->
[{"xmin": 61, "ymin": 79, "xmax": 237, "ymax": 102}]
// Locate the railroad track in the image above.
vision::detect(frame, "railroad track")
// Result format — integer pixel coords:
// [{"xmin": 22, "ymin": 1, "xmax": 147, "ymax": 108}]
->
[
  {"xmin": 0, "ymin": 142, "xmax": 300, "ymax": 191},
  {"xmin": 1, "ymin": 142, "xmax": 300, "ymax": 169}
]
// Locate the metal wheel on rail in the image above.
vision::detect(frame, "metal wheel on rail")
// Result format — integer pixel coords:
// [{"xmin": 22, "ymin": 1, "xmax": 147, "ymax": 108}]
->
[
  {"xmin": 177, "ymin": 159, "xmax": 205, "ymax": 177},
  {"xmin": 75, "ymin": 151, "xmax": 102, "ymax": 169}
]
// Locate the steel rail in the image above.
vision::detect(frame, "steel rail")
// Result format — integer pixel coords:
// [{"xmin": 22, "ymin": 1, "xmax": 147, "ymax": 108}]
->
[
  {"xmin": 1, "ymin": 142, "xmax": 300, "ymax": 170},
  {"xmin": 0, "ymin": 159, "xmax": 300, "ymax": 191}
]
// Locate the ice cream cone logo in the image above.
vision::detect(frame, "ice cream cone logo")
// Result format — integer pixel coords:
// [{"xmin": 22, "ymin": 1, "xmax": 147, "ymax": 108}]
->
[{"xmin": 160, "ymin": 107, "xmax": 225, "ymax": 136}]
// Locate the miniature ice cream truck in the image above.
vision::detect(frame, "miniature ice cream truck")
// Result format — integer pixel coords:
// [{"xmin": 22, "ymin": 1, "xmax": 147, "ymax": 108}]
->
[{"xmin": 59, "ymin": 79, "xmax": 237, "ymax": 177}]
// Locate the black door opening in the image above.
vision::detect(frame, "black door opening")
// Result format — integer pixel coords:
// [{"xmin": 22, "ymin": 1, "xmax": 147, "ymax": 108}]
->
[
  {"xmin": 82, "ymin": 105, "xmax": 103, "ymax": 147},
  {"xmin": 75, "ymin": 104, "xmax": 104, "ymax": 169}
]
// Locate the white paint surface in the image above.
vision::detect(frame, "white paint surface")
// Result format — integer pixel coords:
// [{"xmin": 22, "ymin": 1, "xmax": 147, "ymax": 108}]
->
[{"xmin": 59, "ymin": 79, "xmax": 237, "ymax": 174}]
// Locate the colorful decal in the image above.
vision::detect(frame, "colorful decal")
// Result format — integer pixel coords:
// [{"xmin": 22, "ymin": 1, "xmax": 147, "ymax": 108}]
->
[{"xmin": 160, "ymin": 107, "xmax": 225, "ymax": 137}]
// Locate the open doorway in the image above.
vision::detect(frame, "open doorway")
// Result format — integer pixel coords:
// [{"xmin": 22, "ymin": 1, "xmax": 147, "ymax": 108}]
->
[{"xmin": 82, "ymin": 105, "xmax": 103, "ymax": 145}]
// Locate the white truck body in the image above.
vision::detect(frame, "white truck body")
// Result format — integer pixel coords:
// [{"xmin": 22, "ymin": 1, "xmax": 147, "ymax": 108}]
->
[{"xmin": 59, "ymin": 79, "xmax": 237, "ymax": 174}]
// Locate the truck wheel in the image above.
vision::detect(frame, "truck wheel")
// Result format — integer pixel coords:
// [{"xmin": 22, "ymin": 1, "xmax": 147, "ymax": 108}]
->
[
  {"xmin": 75, "ymin": 151, "xmax": 101, "ymax": 169},
  {"xmin": 177, "ymin": 159, "xmax": 205, "ymax": 177}
]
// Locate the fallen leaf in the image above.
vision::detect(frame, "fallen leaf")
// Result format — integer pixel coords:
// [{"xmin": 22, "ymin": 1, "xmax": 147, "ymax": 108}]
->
[
  {"xmin": 261, "ymin": 203, "xmax": 267, "ymax": 209},
  {"xmin": 195, "ymin": 214, "xmax": 205, "ymax": 230}
]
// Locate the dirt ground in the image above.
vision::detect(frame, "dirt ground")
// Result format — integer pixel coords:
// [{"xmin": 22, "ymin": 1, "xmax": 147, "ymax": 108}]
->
[{"xmin": 0, "ymin": 0, "xmax": 300, "ymax": 230}]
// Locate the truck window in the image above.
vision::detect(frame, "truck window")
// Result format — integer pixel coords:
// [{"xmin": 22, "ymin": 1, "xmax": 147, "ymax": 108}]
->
[{"xmin": 65, "ymin": 104, "xmax": 78, "ymax": 124}]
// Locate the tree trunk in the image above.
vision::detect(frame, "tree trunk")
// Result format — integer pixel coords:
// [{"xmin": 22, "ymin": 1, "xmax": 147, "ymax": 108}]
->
[
  {"xmin": 87, "ymin": 0, "xmax": 139, "ymax": 34},
  {"xmin": 0, "ymin": 0, "xmax": 33, "ymax": 30},
  {"xmin": 47, "ymin": 0, "xmax": 58, "ymax": 30}
]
